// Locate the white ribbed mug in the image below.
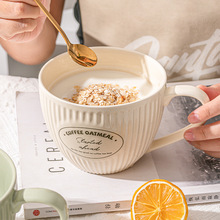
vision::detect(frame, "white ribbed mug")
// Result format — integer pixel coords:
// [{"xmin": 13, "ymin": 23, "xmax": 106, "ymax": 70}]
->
[{"xmin": 39, "ymin": 47, "xmax": 209, "ymax": 174}]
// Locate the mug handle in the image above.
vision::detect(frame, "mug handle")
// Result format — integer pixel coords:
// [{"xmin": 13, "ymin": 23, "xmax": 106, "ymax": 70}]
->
[
  {"xmin": 148, "ymin": 85, "xmax": 210, "ymax": 153},
  {"xmin": 12, "ymin": 188, "xmax": 68, "ymax": 219}
]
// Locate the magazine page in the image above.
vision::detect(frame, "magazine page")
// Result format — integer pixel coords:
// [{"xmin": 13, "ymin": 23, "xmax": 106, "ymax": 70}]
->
[
  {"xmin": 16, "ymin": 92, "xmax": 159, "ymax": 219},
  {"xmin": 16, "ymin": 78, "xmax": 220, "ymax": 218}
]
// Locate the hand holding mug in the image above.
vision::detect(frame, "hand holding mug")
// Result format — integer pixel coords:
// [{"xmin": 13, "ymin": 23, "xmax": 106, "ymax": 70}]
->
[{"xmin": 184, "ymin": 84, "xmax": 220, "ymax": 158}]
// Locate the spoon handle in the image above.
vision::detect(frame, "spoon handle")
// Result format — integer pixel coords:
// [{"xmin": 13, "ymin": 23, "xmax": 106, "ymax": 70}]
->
[{"xmin": 34, "ymin": 0, "xmax": 71, "ymax": 47}]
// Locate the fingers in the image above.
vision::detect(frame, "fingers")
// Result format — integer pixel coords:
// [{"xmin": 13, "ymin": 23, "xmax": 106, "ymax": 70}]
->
[
  {"xmin": 198, "ymin": 84, "xmax": 220, "ymax": 100},
  {"xmin": 203, "ymin": 151, "xmax": 220, "ymax": 158},
  {"xmin": 0, "ymin": 19, "xmax": 38, "ymax": 40},
  {"xmin": 185, "ymin": 85, "xmax": 220, "ymax": 158},
  {"xmin": 4, "ymin": 0, "xmax": 38, "ymax": 7},
  {"xmin": 187, "ymin": 139, "xmax": 220, "ymax": 158},
  {"xmin": 184, "ymin": 121, "xmax": 220, "ymax": 141},
  {"xmin": 187, "ymin": 138, "xmax": 220, "ymax": 151},
  {"xmin": 0, "ymin": 1, "xmax": 40, "ymax": 19},
  {"xmin": 188, "ymin": 95, "xmax": 220, "ymax": 123},
  {"xmin": 184, "ymin": 120, "xmax": 220, "ymax": 158},
  {"xmin": 0, "ymin": 0, "xmax": 50, "ymax": 42}
]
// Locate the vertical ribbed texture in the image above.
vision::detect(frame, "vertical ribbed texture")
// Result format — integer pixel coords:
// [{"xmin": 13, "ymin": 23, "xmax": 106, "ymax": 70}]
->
[
  {"xmin": 0, "ymin": 200, "xmax": 15, "ymax": 220},
  {"xmin": 40, "ymin": 90, "xmax": 164, "ymax": 174}
]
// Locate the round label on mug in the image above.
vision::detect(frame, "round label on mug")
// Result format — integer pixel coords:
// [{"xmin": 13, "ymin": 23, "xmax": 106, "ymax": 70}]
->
[{"xmin": 58, "ymin": 127, "xmax": 124, "ymax": 159}]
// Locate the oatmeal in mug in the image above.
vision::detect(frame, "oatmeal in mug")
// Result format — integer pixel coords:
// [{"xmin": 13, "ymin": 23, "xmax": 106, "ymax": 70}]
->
[{"xmin": 65, "ymin": 83, "xmax": 139, "ymax": 106}]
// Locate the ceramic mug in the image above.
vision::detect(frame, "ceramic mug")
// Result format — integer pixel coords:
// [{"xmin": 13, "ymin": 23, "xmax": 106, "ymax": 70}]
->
[
  {"xmin": 0, "ymin": 149, "xmax": 68, "ymax": 219},
  {"xmin": 39, "ymin": 47, "xmax": 209, "ymax": 174}
]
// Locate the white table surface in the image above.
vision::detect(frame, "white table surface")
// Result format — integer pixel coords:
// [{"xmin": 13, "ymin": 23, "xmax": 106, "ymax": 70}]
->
[{"xmin": 0, "ymin": 75, "xmax": 219, "ymax": 220}]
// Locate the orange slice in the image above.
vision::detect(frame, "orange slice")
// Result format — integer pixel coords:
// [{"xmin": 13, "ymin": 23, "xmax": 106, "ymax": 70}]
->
[{"xmin": 131, "ymin": 179, "xmax": 188, "ymax": 220}]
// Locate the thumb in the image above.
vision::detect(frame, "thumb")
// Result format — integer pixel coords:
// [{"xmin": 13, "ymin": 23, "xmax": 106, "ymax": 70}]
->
[
  {"xmin": 198, "ymin": 84, "xmax": 220, "ymax": 100},
  {"xmin": 188, "ymin": 94, "xmax": 220, "ymax": 123}
]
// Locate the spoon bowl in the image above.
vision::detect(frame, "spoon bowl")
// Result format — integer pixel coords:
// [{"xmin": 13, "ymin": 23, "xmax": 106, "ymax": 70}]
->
[
  {"xmin": 34, "ymin": 0, "xmax": 97, "ymax": 67},
  {"xmin": 68, "ymin": 44, "xmax": 98, "ymax": 67}
]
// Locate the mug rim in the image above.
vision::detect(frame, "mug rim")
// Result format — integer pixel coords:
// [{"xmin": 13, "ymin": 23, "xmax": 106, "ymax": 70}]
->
[
  {"xmin": 0, "ymin": 149, "xmax": 16, "ymax": 202},
  {"xmin": 39, "ymin": 47, "xmax": 167, "ymax": 109}
]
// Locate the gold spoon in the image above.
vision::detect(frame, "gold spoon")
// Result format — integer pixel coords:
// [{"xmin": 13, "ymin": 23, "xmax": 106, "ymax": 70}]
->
[{"xmin": 34, "ymin": 0, "xmax": 97, "ymax": 67}]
